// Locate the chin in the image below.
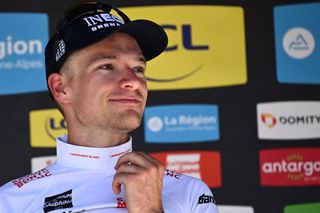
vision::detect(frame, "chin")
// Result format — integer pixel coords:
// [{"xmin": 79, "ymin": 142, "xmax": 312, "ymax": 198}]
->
[{"xmin": 114, "ymin": 113, "xmax": 142, "ymax": 132}]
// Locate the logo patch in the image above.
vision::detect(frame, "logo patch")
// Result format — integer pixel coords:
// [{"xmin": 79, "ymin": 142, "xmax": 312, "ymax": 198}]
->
[
  {"xmin": 83, "ymin": 13, "xmax": 124, "ymax": 32},
  {"xmin": 122, "ymin": 6, "xmax": 247, "ymax": 90},
  {"xmin": 198, "ymin": 194, "xmax": 216, "ymax": 204},
  {"xmin": 217, "ymin": 205, "xmax": 254, "ymax": 213},
  {"xmin": 274, "ymin": 2, "xmax": 320, "ymax": 84},
  {"xmin": 144, "ymin": 104, "xmax": 219, "ymax": 143},
  {"xmin": 29, "ymin": 109, "xmax": 66, "ymax": 147},
  {"xmin": 257, "ymin": 101, "xmax": 320, "ymax": 140},
  {"xmin": 260, "ymin": 148, "xmax": 320, "ymax": 186},
  {"xmin": 150, "ymin": 151, "xmax": 222, "ymax": 187},
  {"xmin": 283, "ymin": 27, "xmax": 315, "ymax": 59},
  {"xmin": 12, "ymin": 168, "xmax": 51, "ymax": 188},
  {"xmin": 43, "ymin": 190, "xmax": 73, "ymax": 213},
  {"xmin": 284, "ymin": 202, "xmax": 320, "ymax": 213},
  {"xmin": 55, "ymin": 39, "xmax": 65, "ymax": 62},
  {"xmin": 116, "ymin": 197, "xmax": 127, "ymax": 208},
  {"xmin": 0, "ymin": 13, "xmax": 48, "ymax": 95}
]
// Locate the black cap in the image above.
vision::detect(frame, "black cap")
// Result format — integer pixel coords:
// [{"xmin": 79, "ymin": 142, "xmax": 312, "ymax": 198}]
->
[{"xmin": 45, "ymin": 1, "xmax": 168, "ymax": 96}]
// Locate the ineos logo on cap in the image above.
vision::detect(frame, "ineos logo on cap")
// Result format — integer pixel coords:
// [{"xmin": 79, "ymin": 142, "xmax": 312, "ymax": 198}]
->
[{"xmin": 83, "ymin": 13, "xmax": 124, "ymax": 31}]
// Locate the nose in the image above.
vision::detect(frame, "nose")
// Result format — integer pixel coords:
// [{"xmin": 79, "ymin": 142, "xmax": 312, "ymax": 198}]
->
[{"xmin": 119, "ymin": 67, "xmax": 142, "ymax": 90}]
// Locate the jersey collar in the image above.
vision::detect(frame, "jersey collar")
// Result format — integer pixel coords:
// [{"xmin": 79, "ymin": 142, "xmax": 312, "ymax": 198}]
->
[{"xmin": 56, "ymin": 134, "xmax": 132, "ymax": 171}]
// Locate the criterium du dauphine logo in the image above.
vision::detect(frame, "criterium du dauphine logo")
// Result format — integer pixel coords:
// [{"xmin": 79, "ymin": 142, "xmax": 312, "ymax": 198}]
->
[
  {"xmin": 0, "ymin": 13, "xmax": 48, "ymax": 95},
  {"xmin": 283, "ymin": 27, "xmax": 315, "ymax": 59}
]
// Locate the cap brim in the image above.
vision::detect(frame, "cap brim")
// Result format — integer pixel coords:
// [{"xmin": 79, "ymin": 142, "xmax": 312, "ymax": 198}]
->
[{"xmin": 117, "ymin": 19, "xmax": 168, "ymax": 61}]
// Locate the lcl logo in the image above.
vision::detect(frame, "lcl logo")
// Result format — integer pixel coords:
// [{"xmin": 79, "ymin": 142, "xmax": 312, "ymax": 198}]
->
[
  {"xmin": 45, "ymin": 117, "xmax": 67, "ymax": 140},
  {"xmin": 163, "ymin": 24, "xmax": 209, "ymax": 51},
  {"xmin": 147, "ymin": 24, "xmax": 209, "ymax": 83}
]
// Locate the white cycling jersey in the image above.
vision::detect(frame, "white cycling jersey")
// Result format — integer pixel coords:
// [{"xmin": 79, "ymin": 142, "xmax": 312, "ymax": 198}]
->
[{"xmin": 0, "ymin": 135, "xmax": 218, "ymax": 213}]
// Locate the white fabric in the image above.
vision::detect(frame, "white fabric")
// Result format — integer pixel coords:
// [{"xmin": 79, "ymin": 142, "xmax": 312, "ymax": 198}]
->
[{"xmin": 0, "ymin": 135, "xmax": 218, "ymax": 213}]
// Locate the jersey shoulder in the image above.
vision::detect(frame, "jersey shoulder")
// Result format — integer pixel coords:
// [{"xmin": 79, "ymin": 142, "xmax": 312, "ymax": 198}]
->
[
  {"xmin": 0, "ymin": 165, "xmax": 57, "ymax": 212},
  {"xmin": 162, "ymin": 169, "xmax": 218, "ymax": 213}
]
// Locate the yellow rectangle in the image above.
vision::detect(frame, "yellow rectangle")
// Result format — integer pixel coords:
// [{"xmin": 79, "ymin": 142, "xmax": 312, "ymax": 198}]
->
[
  {"xmin": 29, "ymin": 108, "xmax": 66, "ymax": 147},
  {"xmin": 122, "ymin": 5, "xmax": 247, "ymax": 90}
]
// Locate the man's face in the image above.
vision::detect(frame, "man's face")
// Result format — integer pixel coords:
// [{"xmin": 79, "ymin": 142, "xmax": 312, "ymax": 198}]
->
[{"xmin": 62, "ymin": 32, "xmax": 148, "ymax": 133}]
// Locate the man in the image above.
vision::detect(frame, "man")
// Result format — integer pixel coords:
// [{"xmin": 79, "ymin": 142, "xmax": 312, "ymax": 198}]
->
[{"xmin": 0, "ymin": 1, "xmax": 218, "ymax": 212}]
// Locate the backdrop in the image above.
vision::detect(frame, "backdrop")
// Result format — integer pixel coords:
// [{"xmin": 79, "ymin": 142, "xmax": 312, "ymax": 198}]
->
[{"xmin": 0, "ymin": 0, "xmax": 320, "ymax": 212}]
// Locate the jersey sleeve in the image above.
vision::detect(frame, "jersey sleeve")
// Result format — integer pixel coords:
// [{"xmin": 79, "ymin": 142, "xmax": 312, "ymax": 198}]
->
[
  {"xmin": 189, "ymin": 179, "xmax": 219, "ymax": 213},
  {"xmin": 0, "ymin": 183, "xmax": 19, "ymax": 213}
]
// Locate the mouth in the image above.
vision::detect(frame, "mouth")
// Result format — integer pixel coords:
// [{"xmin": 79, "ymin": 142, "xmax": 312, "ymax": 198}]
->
[{"xmin": 109, "ymin": 97, "xmax": 142, "ymax": 106}]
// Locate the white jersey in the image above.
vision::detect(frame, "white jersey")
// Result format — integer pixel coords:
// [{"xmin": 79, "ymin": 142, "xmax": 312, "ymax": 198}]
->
[{"xmin": 0, "ymin": 135, "xmax": 218, "ymax": 213}]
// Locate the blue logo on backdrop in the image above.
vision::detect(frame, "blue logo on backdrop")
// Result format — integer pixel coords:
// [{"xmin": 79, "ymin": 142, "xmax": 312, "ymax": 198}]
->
[
  {"xmin": 274, "ymin": 3, "xmax": 320, "ymax": 84},
  {"xmin": 144, "ymin": 104, "xmax": 219, "ymax": 143},
  {"xmin": 0, "ymin": 13, "xmax": 48, "ymax": 95}
]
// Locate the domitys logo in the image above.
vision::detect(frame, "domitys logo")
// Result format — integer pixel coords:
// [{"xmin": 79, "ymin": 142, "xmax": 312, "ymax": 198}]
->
[
  {"xmin": 260, "ymin": 148, "xmax": 320, "ymax": 186},
  {"xmin": 261, "ymin": 113, "xmax": 277, "ymax": 128},
  {"xmin": 257, "ymin": 101, "xmax": 320, "ymax": 140}
]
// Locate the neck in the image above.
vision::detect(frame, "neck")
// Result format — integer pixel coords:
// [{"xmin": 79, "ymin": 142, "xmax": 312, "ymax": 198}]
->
[{"xmin": 67, "ymin": 125, "xmax": 130, "ymax": 148}]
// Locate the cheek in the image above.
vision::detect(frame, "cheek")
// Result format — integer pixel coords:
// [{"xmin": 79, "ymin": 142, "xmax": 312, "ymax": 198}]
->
[{"xmin": 141, "ymin": 81, "xmax": 148, "ymax": 98}]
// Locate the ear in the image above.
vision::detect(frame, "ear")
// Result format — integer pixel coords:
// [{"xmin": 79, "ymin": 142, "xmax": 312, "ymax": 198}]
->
[{"xmin": 47, "ymin": 73, "xmax": 71, "ymax": 103}]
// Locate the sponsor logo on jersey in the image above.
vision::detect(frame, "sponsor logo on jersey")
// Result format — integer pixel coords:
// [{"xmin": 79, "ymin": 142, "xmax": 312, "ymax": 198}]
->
[
  {"xmin": 29, "ymin": 108, "xmax": 66, "ymax": 147},
  {"xmin": 164, "ymin": 169, "xmax": 182, "ymax": 180},
  {"xmin": 274, "ymin": 2, "xmax": 320, "ymax": 84},
  {"xmin": 110, "ymin": 148, "xmax": 131, "ymax": 158},
  {"xmin": 198, "ymin": 194, "xmax": 216, "ymax": 204},
  {"xmin": 284, "ymin": 202, "xmax": 320, "ymax": 213},
  {"xmin": 43, "ymin": 189, "xmax": 73, "ymax": 213},
  {"xmin": 217, "ymin": 205, "xmax": 255, "ymax": 213},
  {"xmin": 257, "ymin": 101, "xmax": 320, "ymax": 140},
  {"xmin": 69, "ymin": 152, "xmax": 100, "ymax": 159},
  {"xmin": 150, "ymin": 151, "xmax": 221, "ymax": 187},
  {"xmin": 12, "ymin": 168, "xmax": 52, "ymax": 188},
  {"xmin": 31, "ymin": 156, "xmax": 56, "ymax": 173},
  {"xmin": 116, "ymin": 197, "xmax": 127, "ymax": 208},
  {"xmin": 260, "ymin": 148, "xmax": 320, "ymax": 186},
  {"xmin": 144, "ymin": 104, "xmax": 219, "ymax": 143},
  {"xmin": 0, "ymin": 13, "xmax": 48, "ymax": 95},
  {"xmin": 122, "ymin": 6, "xmax": 247, "ymax": 90}
]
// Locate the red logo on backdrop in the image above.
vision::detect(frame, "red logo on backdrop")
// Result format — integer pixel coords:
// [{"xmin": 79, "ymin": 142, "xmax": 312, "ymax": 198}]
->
[
  {"xmin": 260, "ymin": 148, "xmax": 320, "ymax": 186},
  {"xmin": 150, "ymin": 151, "xmax": 221, "ymax": 188},
  {"xmin": 261, "ymin": 113, "xmax": 277, "ymax": 128}
]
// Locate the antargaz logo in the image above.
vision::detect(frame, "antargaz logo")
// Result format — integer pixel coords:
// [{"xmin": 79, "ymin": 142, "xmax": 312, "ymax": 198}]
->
[
  {"xmin": 122, "ymin": 6, "xmax": 247, "ymax": 90},
  {"xmin": 30, "ymin": 109, "xmax": 66, "ymax": 147},
  {"xmin": 0, "ymin": 13, "xmax": 48, "ymax": 95},
  {"xmin": 144, "ymin": 104, "xmax": 219, "ymax": 143},
  {"xmin": 260, "ymin": 148, "xmax": 320, "ymax": 186}
]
